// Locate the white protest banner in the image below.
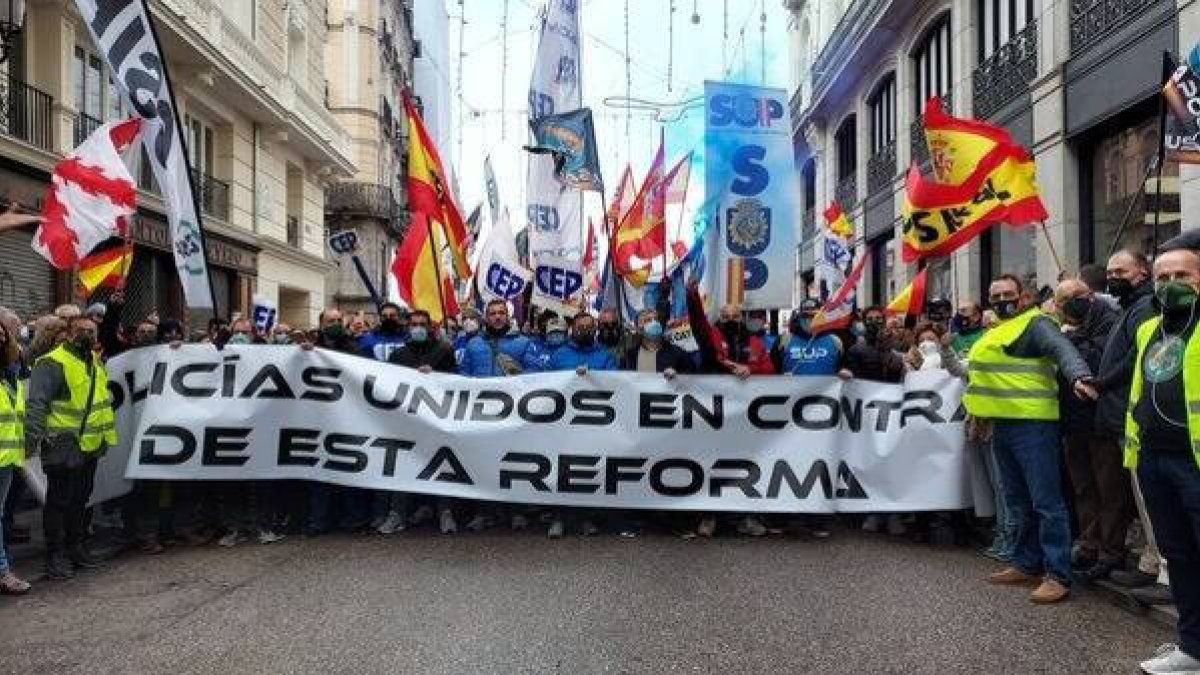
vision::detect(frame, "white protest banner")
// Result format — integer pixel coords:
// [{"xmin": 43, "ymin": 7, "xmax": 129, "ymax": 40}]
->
[
  {"xmin": 73, "ymin": 0, "xmax": 214, "ymax": 309},
  {"xmin": 95, "ymin": 346, "xmax": 971, "ymax": 513},
  {"xmin": 703, "ymin": 81, "xmax": 799, "ymax": 309}
]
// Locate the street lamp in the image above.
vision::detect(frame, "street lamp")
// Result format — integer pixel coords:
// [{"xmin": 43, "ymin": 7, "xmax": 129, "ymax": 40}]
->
[{"xmin": 0, "ymin": 0, "xmax": 26, "ymax": 65}]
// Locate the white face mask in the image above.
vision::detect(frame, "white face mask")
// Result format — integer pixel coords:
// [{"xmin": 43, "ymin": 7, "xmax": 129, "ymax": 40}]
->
[
  {"xmin": 462, "ymin": 319, "xmax": 480, "ymax": 334},
  {"xmin": 918, "ymin": 340, "xmax": 939, "ymax": 356}
]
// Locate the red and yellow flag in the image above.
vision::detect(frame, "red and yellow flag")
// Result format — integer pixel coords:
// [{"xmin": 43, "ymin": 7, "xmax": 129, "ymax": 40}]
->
[
  {"xmin": 403, "ymin": 92, "xmax": 471, "ymax": 279},
  {"xmin": 77, "ymin": 239, "xmax": 133, "ymax": 295},
  {"xmin": 810, "ymin": 249, "xmax": 871, "ymax": 334},
  {"xmin": 923, "ymin": 96, "xmax": 1017, "ymax": 186},
  {"xmin": 886, "ymin": 267, "xmax": 928, "ymax": 316},
  {"xmin": 606, "ymin": 165, "xmax": 636, "ymax": 233},
  {"xmin": 823, "ymin": 201, "xmax": 854, "ymax": 239},
  {"xmin": 391, "ymin": 212, "xmax": 459, "ymax": 324},
  {"xmin": 612, "ymin": 143, "xmax": 665, "ymax": 285},
  {"xmin": 901, "ymin": 148, "xmax": 1048, "ymax": 263}
]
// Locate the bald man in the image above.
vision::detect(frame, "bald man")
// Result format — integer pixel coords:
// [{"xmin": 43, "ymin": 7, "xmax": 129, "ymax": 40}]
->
[{"xmin": 1054, "ymin": 278, "xmax": 1129, "ymax": 582}]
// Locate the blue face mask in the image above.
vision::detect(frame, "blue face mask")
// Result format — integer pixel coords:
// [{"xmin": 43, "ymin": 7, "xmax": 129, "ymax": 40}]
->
[
  {"xmin": 228, "ymin": 334, "xmax": 251, "ymax": 345},
  {"xmin": 547, "ymin": 331, "xmax": 567, "ymax": 347},
  {"xmin": 409, "ymin": 326, "xmax": 429, "ymax": 343},
  {"xmin": 642, "ymin": 321, "xmax": 664, "ymax": 339}
]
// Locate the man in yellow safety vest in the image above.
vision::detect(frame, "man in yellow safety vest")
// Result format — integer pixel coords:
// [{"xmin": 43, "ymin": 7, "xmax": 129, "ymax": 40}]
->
[
  {"xmin": 25, "ymin": 315, "xmax": 116, "ymax": 580},
  {"xmin": 1123, "ymin": 248, "xmax": 1200, "ymax": 675},
  {"xmin": 964, "ymin": 273, "xmax": 1097, "ymax": 604},
  {"xmin": 0, "ymin": 307, "xmax": 30, "ymax": 594}
]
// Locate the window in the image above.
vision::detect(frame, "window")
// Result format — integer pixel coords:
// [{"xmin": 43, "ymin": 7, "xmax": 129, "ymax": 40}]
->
[
  {"xmin": 977, "ymin": 0, "xmax": 1035, "ymax": 62},
  {"xmin": 184, "ymin": 113, "xmax": 215, "ymax": 176},
  {"xmin": 73, "ymin": 46, "xmax": 126, "ymax": 122},
  {"xmin": 868, "ymin": 75, "xmax": 896, "ymax": 154},
  {"xmin": 912, "ymin": 15, "xmax": 952, "ymax": 109},
  {"xmin": 835, "ymin": 116, "xmax": 857, "ymax": 180}
]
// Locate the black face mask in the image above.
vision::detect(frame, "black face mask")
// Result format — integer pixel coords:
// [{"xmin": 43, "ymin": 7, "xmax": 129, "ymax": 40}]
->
[
  {"xmin": 951, "ymin": 314, "xmax": 978, "ymax": 334},
  {"xmin": 597, "ymin": 325, "xmax": 621, "ymax": 346},
  {"xmin": 864, "ymin": 322, "xmax": 883, "ymax": 342},
  {"xmin": 1063, "ymin": 296, "xmax": 1092, "ymax": 322},
  {"xmin": 1106, "ymin": 277, "xmax": 1135, "ymax": 300},
  {"xmin": 993, "ymin": 300, "xmax": 1020, "ymax": 319},
  {"xmin": 72, "ymin": 334, "xmax": 95, "ymax": 354},
  {"xmin": 380, "ymin": 318, "xmax": 400, "ymax": 334},
  {"xmin": 573, "ymin": 330, "xmax": 596, "ymax": 347}
]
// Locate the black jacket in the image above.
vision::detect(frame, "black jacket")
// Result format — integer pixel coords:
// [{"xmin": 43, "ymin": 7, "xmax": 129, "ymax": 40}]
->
[
  {"xmin": 388, "ymin": 339, "xmax": 458, "ymax": 373},
  {"xmin": 1095, "ymin": 280, "xmax": 1156, "ymax": 434},
  {"xmin": 1059, "ymin": 299, "xmax": 1117, "ymax": 432},
  {"xmin": 844, "ymin": 341, "xmax": 905, "ymax": 383},
  {"xmin": 620, "ymin": 341, "xmax": 697, "ymax": 374}
]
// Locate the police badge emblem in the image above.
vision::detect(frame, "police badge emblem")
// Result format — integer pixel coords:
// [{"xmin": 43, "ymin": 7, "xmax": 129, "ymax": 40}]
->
[{"xmin": 726, "ymin": 198, "xmax": 771, "ymax": 257}]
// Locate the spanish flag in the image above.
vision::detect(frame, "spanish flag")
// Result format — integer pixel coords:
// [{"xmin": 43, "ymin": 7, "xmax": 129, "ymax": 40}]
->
[
  {"xmin": 612, "ymin": 142, "xmax": 665, "ymax": 286},
  {"xmin": 77, "ymin": 238, "xmax": 133, "ymax": 295},
  {"xmin": 403, "ymin": 92, "xmax": 471, "ymax": 278},
  {"xmin": 900, "ymin": 147, "xmax": 1047, "ymax": 263},
  {"xmin": 886, "ymin": 267, "xmax": 928, "ymax": 316},
  {"xmin": 823, "ymin": 201, "xmax": 854, "ymax": 239},
  {"xmin": 391, "ymin": 212, "xmax": 459, "ymax": 324},
  {"xmin": 606, "ymin": 165, "xmax": 636, "ymax": 232},
  {"xmin": 923, "ymin": 96, "xmax": 1017, "ymax": 186}
]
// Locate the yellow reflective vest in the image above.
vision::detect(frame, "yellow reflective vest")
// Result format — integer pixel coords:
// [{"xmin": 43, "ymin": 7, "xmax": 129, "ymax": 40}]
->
[
  {"xmin": 962, "ymin": 308, "xmax": 1060, "ymax": 421},
  {"xmin": 1124, "ymin": 316, "xmax": 1200, "ymax": 470},
  {"xmin": 0, "ymin": 378, "xmax": 23, "ymax": 468},
  {"xmin": 37, "ymin": 344, "xmax": 116, "ymax": 453}
]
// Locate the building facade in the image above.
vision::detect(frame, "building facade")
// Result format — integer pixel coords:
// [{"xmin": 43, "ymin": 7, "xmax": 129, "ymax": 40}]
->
[
  {"xmin": 324, "ymin": 0, "xmax": 413, "ymax": 316},
  {"xmin": 0, "ymin": 0, "xmax": 356, "ymax": 328},
  {"xmin": 787, "ymin": 0, "xmax": 1200, "ymax": 307}
]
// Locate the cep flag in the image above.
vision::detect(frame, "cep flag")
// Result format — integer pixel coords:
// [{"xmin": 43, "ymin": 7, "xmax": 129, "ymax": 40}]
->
[{"xmin": 72, "ymin": 0, "xmax": 214, "ymax": 309}]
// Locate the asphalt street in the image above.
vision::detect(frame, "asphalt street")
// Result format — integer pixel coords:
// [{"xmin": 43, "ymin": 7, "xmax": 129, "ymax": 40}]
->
[{"xmin": 0, "ymin": 528, "xmax": 1172, "ymax": 675}]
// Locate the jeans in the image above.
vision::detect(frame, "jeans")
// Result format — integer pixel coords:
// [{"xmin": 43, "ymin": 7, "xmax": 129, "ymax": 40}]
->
[
  {"xmin": 980, "ymin": 438, "xmax": 1017, "ymax": 559},
  {"xmin": 992, "ymin": 420, "xmax": 1072, "ymax": 585},
  {"xmin": 0, "ymin": 467, "xmax": 12, "ymax": 573},
  {"xmin": 1137, "ymin": 451, "xmax": 1200, "ymax": 658},
  {"xmin": 307, "ymin": 483, "xmax": 370, "ymax": 533}
]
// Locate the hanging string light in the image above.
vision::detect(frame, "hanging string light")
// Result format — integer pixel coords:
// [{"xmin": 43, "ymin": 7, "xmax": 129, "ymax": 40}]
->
[
  {"xmin": 760, "ymin": 0, "xmax": 767, "ymax": 84},
  {"xmin": 500, "ymin": 0, "xmax": 509, "ymax": 139},
  {"xmin": 690, "ymin": 0, "xmax": 700, "ymax": 25},
  {"xmin": 456, "ymin": 0, "xmax": 466, "ymax": 173},
  {"xmin": 667, "ymin": 0, "xmax": 675, "ymax": 92},
  {"xmin": 722, "ymin": 0, "xmax": 729, "ymax": 76},
  {"xmin": 624, "ymin": 0, "xmax": 631, "ymax": 162}
]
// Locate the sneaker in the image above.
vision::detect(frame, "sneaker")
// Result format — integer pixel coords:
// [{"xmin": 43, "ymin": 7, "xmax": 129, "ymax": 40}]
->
[
  {"xmin": 217, "ymin": 531, "xmax": 245, "ymax": 548},
  {"xmin": 439, "ymin": 509, "xmax": 458, "ymax": 534},
  {"xmin": 547, "ymin": 519, "xmax": 565, "ymax": 539},
  {"xmin": 1030, "ymin": 578, "xmax": 1070, "ymax": 604},
  {"xmin": 0, "ymin": 571, "xmax": 30, "ymax": 595},
  {"xmin": 410, "ymin": 505, "xmax": 434, "ymax": 525},
  {"xmin": 580, "ymin": 520, "xmax": 600, "ymax": 536},
  {"xmin": 988, "ymin": 567, "xmax": 1037, "ymax": 585},
  {"xmin": 510, "ymin": 514, "xmax": 528, "ymax": 531},
  {"xmin": 467, "ymin": 514, "xmax": 493, "ymax": 532},
  {"xmin": 69, "ymin": 548, "xmax": 103, "ymax": 570},
  {"xmin": 1131, "ymin": 584, "xmax": 1176, "ymax": 606},
  {"xmin": 886, "ymin": 514, "xmax": 907, "ymax": 536},
  {"xmin": 45, "ymin": 555, "xmax": 74, "ymax": 580},
  {"xmin": 1111, "ymin": 569, "xmax": 1158, "ymax": 588},
  {"xmin": 737, "ymin": 516, "xmax": 767, "ymax": 537},
  {"xmin": 1140, "ymin": 644, "xmax": 1200, "ymax": 674},
  {"xmin": 696, "ymin": 517, "xmax": 717, "ymax": 538},
  {"xmin": 862, "ymin": 515, "xmax": 883, "ymax": 533},
  {"xmin": 369, "ymin": 514, "xmax": 387, "ymax": 530},
  {"xmin": 256, "ymin": 530, "xmax": 286, "ymax": 545},
  {"xmin": 1077, "ymin": 560, "xmax": 1119, "ymax": 582},
  {"xmin": 376, "ymin": 511, "xmax": 406, "ymax": 535}
]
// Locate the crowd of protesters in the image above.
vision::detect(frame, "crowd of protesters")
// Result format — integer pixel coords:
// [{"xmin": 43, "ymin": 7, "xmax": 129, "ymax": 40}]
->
[{"xmin": 1, "ymin": 245, "xmax": 1200, "ymax": 673}]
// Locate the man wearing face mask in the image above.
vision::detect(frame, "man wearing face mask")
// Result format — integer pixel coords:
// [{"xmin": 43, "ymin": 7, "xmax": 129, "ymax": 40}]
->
[
  {"xmin": 524, "ymin": 310, "xmax": 562, "ymax": 373},
  {"xmin": 1096, "ymin": 250, "xmax": 1168, "ymax": 595},
  {"xmin": 621, "ymin": 309, "xmax": 695, "ymax": 377},
  {"xmin": 1125, "ymin": 248, "xmax": 1200, "ymax": 675},
  {"xmin": 458, "ymin": 300, "xmax": 539, "ymax": 377},
  {"xmin": 597, "ymin": 307, "xmax": 632, "ymax": 363},
  {"xmin": 358, "ymin": 303, "xmax": 408, "ymax": 361},
  {"xmin": 966, "ymin": 274, "xmax": 1096, "ymax": 604},
  {"xmin": 454, "ymin": 308, "xmax": 482, "ymax": 364},
  {"xmin": 693, "ymin": 301, "xmax": 774, "ymax": 378},
  {"xmin": 839, "ymin": 306, "xmax": 904, "ymax": 383},
  {"xmin": 771, "ymin": 299, "xmax": 842, "ymax": 376},
  {"xmin": 25, "ymin": 317, "xmax": 116, "ymax": 579},
  {"xmin": 746, "ymin": 309, "xmax": 776, "ymax": 351},
  {"xmin": 1053, "ymin": 279, "xmax": 1129, "ymax": 582},
  {"xmin": 951, "ymin": 302, "xmax": 986, "ymax": 359}
]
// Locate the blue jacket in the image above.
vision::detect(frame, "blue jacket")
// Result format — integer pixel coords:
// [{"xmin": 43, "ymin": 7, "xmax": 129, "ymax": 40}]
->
[
  {"xmin": 525, "ymin": 337, "xmax": 561, "ymax": 373},
  {"xmin": 458, "ymin": 331, "xmax": 539, "ymax": 377},
  {"xmin": 358, "ymin": 330, "xmax": 407, "ymax": 362},
  {"xmin": 548, "ymin": 341, "xmax": 618, "ymax": 372}
]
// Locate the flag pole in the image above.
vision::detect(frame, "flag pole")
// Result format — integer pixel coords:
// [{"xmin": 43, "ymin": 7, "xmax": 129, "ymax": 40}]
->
[
  {"xmin": 1039, "ymin": 220, "xmax": 1066, "ymax": 277},
  {"xmin": 600, "ymin": 190, "xmax": 627, "ymax": 324},
  {"xmin": 1152, "ymin": 50, "xmax": 1172, "ymax": 254},
  {"xmin": 423, "ymin": 213, "xmax": 450, "ymax": 323},
  {"xmin": 1106, "ymin": 154, "xmax": 1159, "ymax": 258}
]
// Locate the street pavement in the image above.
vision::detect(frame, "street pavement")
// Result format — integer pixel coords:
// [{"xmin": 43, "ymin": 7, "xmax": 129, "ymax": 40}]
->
[{"xmin": 0, "ymin": 528, "xmax": 1172, "ymax": 675}]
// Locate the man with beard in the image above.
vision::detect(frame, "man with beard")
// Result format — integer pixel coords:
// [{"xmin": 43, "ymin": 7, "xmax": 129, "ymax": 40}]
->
[
  {"xmin": 951, "ymin": 301, "xmax": 986, "ymax": 359},
  {"xmin": 358, "ymin": 302, "xmax": 408, "ymax": 362},
  {"xmin": 597, "ymin": 307, "xmax": 633, "ymax": 363}
]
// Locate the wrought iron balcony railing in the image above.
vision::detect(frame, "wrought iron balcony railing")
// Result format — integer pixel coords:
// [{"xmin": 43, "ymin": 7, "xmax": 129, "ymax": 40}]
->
[
  {"xmin": 910, "ymin": 91, "xmax": 952, "ymax": 167},
  {"xmin": 867, "ymin": 140, "xmax": 897, "ymax": 196},
  {"xmin": 1070, "ymin": 0, "xmax": 1167, "ymax": 57},
  {"xmin": 0, "ymin": 77, "xmax": 53, "ymax": 151},
  {"xmin": 73, "ymin": 112, "xmax": 102, "ymax": 147},
  {"xmin": 190, "ymin": 169, "xmax": 230, "ymax": 222},
  {"xmin": 325, "ymin": 181, "xmax": 405, "ymax": 237},
  {"xmin": 973, "ymin": 20, "xmax": 1039, "ymax": 120},
  {"xmin": 802, "ymin": 208, "xmax": 816, "ymax": 242},
  {"xmin": 835, "ymin": 174, "xmax": 859, "ymax": 210}
]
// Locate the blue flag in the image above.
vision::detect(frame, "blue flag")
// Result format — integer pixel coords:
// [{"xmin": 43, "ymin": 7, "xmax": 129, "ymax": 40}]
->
[{"xmin": 526, "ymin": 108, "xmax": 604, "ymax": 193}]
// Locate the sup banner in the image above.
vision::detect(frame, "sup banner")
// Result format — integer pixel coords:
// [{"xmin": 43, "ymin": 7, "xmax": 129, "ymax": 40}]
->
[
  {"xmin": 703, "ymin": 81, "xmax": 800, "ymax": 309},
  {"xmin": 97, "ymin": 346, "xmax": 971, "ymax": 513}
]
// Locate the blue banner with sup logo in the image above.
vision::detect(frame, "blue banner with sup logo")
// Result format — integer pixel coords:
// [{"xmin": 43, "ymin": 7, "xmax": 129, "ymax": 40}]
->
[{"xmin": 703, "ymin": 81, "xmax": 799, "ymax": 309}]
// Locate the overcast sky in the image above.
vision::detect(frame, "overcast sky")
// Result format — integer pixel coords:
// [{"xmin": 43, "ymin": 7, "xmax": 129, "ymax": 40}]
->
[{"xmin": 450, "ymin": 0, "xmax": 792, "ymax": 229}]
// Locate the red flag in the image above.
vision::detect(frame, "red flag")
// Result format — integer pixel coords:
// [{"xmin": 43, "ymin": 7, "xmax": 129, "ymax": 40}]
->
[
  {"xmin": 886, "ymin": 267, "xmax": 928, "ymax": 316},
  {"xmin": 35, "ymin": 118, "xmax": 141, "ymax": 269},
  {"xmin": 810, "ymin": 249, "xmax": 871, "ymax": 334},
  {"xmin": 391, "ymin": 212, "xmax": 459, "ymax": 323},
  {"xmin": 403, "ymin": 92, "xmax": 471, "ymax": 278}
]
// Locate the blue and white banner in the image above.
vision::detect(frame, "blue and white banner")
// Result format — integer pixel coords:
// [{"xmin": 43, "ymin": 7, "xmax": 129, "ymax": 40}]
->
[
  {"xmin": 703, "ymin": 81, "xmax": 799, "ymax": 309},
  {"xmin": 475, "ymin": 209, "xmax": 532, "ymax": 304},
  {"xmin": 526, "ymin": 0, "xmax": 583, "ymax": 261}
]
